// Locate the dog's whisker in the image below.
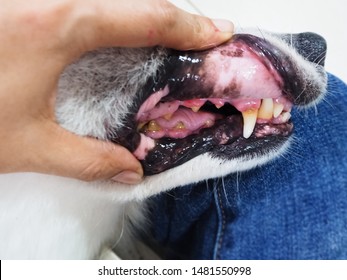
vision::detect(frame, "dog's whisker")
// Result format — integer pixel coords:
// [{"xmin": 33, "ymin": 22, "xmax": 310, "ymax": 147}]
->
[
  {"xmin": 235, "ymin": 170, "xmax": 242, "ymax": 202},
  {"xmin": 185, "ymin": 0, "xmax": 205, "ymax": 16},
  {"xmin": 113, "ymin": 207, "xmax": 126, "ymax": 249},
  {"xmin": 303, "ymin": 49, "xmax": 327, "ymax": 68},
  {"xmin": 205, "ymin": 179, "xmax": 211, "ymax": 192},
  {"xmin": 284, "ymin": 147, "xmax": 304, "ymax": 162},
  {"xmin": 290, "ymin": 33, "xmax": 293, "ymax": 48},
  {"xmin": 313, "ymin": 102, "xmax": 319, "ymax": 116},
  {"xmin": 320, "ymin": 89, "xmax": 336, "ymax": 110},
  {"xmin": 221, "ymin": 176, "xmax": 232, "ymax": 207},
  {"xmin": 278, "ymin": 137, "xmax": 304, "ymax": 164},
  {"xmin": 293, "ymin": 88, "xmax": 306, "ymax": 103},
  {"xmin": 164, "ymin": 191, "xmax": 177, "ymax": 199},
  {"xmin": 315, "ymin": 50, "xmax": 327, "ymax": 66},
  {"xmin": 304, "ymin": 50, "xmax": 318, "ymax": 62},
  {"xmin": 256, "ymin": 26, "xmax": 266, "ymax": 41}
]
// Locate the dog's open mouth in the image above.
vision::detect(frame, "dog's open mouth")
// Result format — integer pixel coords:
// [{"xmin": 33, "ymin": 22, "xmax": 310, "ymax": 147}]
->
[
  {"xmin": 136, "ymin": 87, "xmax": 293, "ymax": 140},
  {"xmin": 112, "ymin": 34, "xmax": 325, "ymax": 175}
]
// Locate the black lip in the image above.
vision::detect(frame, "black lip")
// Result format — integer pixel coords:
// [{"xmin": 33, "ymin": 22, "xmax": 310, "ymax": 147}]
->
[
  {"xmin": 141, "ymin": 119, "xmax": 293, "ymax": 175},
  {"xmin": 141, "ymin": 116, "xmax": 243, "ymax": 175}
]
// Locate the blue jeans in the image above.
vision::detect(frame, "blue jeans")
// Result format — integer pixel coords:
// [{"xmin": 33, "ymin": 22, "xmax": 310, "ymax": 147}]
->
[{"xmin": 148, "ymin": 73, "xmax": 347, "ymax": 259}]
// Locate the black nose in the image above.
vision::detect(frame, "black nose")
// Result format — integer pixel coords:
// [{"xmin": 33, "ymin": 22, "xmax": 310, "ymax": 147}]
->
[{"xmin": 282, "ymin": 32, "xmax": 327, "ymax": 66}]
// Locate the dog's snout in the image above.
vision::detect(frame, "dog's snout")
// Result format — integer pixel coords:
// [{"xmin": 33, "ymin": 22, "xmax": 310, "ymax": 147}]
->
[{"xmin": 283, "ymin": 32, "xmax": 327, "ymax": 66}]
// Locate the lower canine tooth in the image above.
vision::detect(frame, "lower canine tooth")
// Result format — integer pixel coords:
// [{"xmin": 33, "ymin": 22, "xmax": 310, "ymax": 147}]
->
[
  {"xmin": 258, "ymin": 98, "xmax": 274, "ymax": 119},
  {"xmin": 242, "ymin": 109, "xmax": 258, "ymax": 139},
  {"xmin": 273, "ymin": 103, "xmax": 284, "ymax": 118}
]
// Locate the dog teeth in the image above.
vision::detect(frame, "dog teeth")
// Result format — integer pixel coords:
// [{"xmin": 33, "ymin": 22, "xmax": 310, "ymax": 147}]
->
[
  {"xmin": 164, "ymin": 113, "xmax": 173, "ymax": 120},
  {"xmin": 258, "ymin": 98, "xmax": 274, "ymax": 120},
  {"xmin": 213, "ymin": 100, "xmax": 225, "ymax": 109},
  {"xmin": 191, "ymin": 106, "xmax": 201, "ymax": 112},
  {"xmin": 205, "ymin": 119, "xmax": 214, "ymax": 127},
  {"xmin": 242, "ymin": 109, "xmax": 258, "ymax": 139},
  {"xmin": 273, "ymin": 103, "xmax": 284, "ymax": 118},
  {"xmin": 140, "ymin": 98, "xmax": 290, "ymax": 140},
  {"xmin": 279, "ymin": 112, "xmax": 291, "ymax": 123},
  {"xmin": 174, "ymin": 121, "xmax": 186, "ymax": 129},
  {"xmin": 147, "ymin": 120, "xmax": 161, "ymax": 131}
]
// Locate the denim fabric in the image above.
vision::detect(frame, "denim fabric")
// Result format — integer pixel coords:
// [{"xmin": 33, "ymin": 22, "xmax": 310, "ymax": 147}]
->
[{"xmin": 148, "ymin": 73, "xmax": 347, "ymax": 259}]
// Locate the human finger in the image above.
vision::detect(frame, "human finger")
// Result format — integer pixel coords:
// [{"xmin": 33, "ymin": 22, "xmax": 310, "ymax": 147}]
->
[
  {"xmin": 51, "ymin": 0, "xmax": 234, "ymax": 60},
  {"xmin": 16, "ymin": 121, "xmax": 143, "ymax": 183}
]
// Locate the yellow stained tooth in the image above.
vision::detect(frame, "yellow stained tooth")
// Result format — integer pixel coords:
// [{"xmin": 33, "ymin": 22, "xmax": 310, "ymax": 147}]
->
[
  {"xmin": 258, "ymin": 98, "xmax": 274, "ymax": 120},
  {"xmin": 191, "ymin": 106, "xmax": 200, "ymax": 112},
  {"xmin": 147, "ymin": 120, "xmax": 161, "ymax": 131},
  {"xmin": 174, "ymin": 121, "xmax": 185, "ymax": 129},
  {"xmin": 215, "ymin": 104, "xmax": 223, "ymax": 109},
  {"xmin": 273, "ymin": 103, "xmax": 284, "ymax": 118},
  {"xmin": 164, "ymin": 113, "xmax": 173, "ymax": 120},
  {"xmin": 242, "ymin": 109, "xmax": 258, "ymax": 139}
]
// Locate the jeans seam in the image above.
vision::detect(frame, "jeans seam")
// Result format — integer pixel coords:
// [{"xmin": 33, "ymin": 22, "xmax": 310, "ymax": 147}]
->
[{"xmin": 213, "ymin": 184, "xmax": 226, "ymax": 259}]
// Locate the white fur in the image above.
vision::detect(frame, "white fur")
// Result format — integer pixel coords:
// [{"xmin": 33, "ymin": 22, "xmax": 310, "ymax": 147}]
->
[
  {"xmin": 0, "ymin": 30, "xmax": 326, "ymax": 259},
  {"xmin": 0, "ymin": 140, "xmax": 290, "ymax": 259}
]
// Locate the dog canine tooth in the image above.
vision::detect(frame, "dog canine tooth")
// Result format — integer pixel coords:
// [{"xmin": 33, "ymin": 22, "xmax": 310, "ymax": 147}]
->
[
  {"xmin": 242, "ymin": 109, "xmax": 258, "ymax": 139},
  {"xmin": 273, "ymin": 103, "xmax": 284, "ymax": 118},
  {"xmin": 258, "ymin": 98, "xmax": 274, "ymax": 119}
]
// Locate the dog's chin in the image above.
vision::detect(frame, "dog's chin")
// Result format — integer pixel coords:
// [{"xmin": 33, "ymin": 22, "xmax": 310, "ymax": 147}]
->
[
  {"xmin": 100, "ymin": 138, "xmax": 292, "ymax": 202},
  {"xmin": 109, "ymin": 33, "xmax": 326, "ymax": 177}
]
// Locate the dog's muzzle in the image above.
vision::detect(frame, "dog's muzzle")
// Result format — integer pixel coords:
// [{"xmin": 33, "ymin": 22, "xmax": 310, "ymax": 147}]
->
[{"xmin": 112, "ymin": 32, "xmax": 327, "ymax": 175}]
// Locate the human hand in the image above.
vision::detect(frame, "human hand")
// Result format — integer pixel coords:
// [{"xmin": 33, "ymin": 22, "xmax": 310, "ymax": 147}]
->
[{"xmin": 0, "ymin": 0, "xmax": 233, "ymax": 183}]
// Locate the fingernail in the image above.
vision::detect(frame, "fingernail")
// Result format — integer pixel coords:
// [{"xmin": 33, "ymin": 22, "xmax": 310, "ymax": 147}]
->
[
  {"xmin": 112, "ymin": 171, "xmax": 142, "ymax": 185},
  {"xmin": 212, "ymin": 19, "xmax": 234, "ymax": 33}
]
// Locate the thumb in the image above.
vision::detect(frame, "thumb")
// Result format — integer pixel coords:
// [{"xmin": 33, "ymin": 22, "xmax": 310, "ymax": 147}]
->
[
  {"xmin": 63, "ymin": 0, "xmax": 234, "ymax": 58},
  {"xmin": 26, "ymin": 122, "xmax": 143, "ymax": 183},
  {"xmin": 153, "ymin": 12, "xmax": 235, "ymax": 50}
]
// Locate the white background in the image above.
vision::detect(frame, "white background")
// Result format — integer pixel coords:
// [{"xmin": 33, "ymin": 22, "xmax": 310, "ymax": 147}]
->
[{"xmin": 170, "ymin": 0, "xmax": 347, "ymax": 82}]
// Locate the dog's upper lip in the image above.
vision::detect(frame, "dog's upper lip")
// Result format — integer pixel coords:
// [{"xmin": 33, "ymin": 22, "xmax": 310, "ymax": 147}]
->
[
  {"xmin": 232, "ymin": 34, "xmax": 295, "ymax": 100},
  {"xmin": 158, "ymin": 34, "xmax": 289, "ymax": 103}
]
